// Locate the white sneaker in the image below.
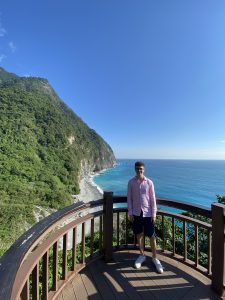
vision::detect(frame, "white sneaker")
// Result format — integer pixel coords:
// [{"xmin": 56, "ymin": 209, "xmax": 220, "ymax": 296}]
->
[
  {"xmin": 134, "ymin": 255, "xmax": 146, "ymax": 269},
  {"xmin": 152, "ymin": 257, "xmax": 163, "ymax": 273}
]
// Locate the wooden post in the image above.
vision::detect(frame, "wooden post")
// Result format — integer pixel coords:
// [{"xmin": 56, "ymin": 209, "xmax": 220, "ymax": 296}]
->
[
  {"xmin": 211, "ymin": 203, "xmax": 225, "ymax": 296},
  {"xmin": 103, "ymin": 191, "xmax": 113, "ymax": 261}
]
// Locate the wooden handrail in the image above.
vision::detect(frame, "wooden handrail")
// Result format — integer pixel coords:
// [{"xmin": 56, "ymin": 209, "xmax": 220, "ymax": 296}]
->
[
  {"xmin": 0, "ymin": 201, "xmax": 87, "ymax": 300},
  {"xmin": 157, "ymin": 210, "xmax": 211, "ymax": 229},
  {"xmin": 0, "ymin": 193, "xmax": 224, "ymax": 299},
  {"xmin": 11, "ymin": 213, "xmax": 96, "ymax": 299},
  {"xmin": 113, "ymin": 195, "xmax": 212, "ymax": 218}
]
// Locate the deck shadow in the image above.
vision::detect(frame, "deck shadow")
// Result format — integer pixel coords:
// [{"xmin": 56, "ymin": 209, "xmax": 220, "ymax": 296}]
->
[{"xmin": 58, "ymin": 250, "xmax": 222, "ymax": 300}]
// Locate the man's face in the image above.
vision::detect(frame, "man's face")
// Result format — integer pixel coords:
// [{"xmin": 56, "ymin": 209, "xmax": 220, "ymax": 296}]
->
[{"xmin": 135, "ymin": 165, "xmax": 144, "ymax": 176}]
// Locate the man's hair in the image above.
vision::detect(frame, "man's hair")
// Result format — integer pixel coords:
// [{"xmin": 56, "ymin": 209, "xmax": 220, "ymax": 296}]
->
[{"xmin": 135, "ymin": 161, "xmax": 145, "ymax": 168}]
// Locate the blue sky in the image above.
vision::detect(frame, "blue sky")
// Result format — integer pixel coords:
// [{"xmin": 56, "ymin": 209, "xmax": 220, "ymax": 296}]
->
[{"xmin": 1, "ymin": 1, "xmax": 225, "ymax": 159}]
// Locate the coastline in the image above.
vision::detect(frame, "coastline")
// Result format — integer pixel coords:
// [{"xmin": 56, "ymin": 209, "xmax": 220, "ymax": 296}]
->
[
  {"xmin": 73, "ymin": 175, "xmax": 103, "ymax": 203},
  {"xmin": 74, "ymin": 163, "xmax": 118, "ymax": 203},
  {"xmin": 61, "ymin": 175, "xmax": 104, "ymax": 247}
]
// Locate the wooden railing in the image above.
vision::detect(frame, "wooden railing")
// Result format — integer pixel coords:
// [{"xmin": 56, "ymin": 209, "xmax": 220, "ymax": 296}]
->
[{"xmin": 0, "ymin": 192, "xmax": 224, "ymax": 299}]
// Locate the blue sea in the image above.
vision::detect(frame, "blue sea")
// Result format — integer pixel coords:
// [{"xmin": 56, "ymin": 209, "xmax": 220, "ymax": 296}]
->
[{"xmin": 93, "ymin": 159, "xmax": 225, "ymax": 208}]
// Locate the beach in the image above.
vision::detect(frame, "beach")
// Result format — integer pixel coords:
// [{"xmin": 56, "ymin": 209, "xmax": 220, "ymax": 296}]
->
[
  {"xmin": 73, "ymin": 176, "xmax": 103, "ymax": 203},
  {"xmin": 58, "ymin": 177, "xmax": 103, "ymax": 248}
]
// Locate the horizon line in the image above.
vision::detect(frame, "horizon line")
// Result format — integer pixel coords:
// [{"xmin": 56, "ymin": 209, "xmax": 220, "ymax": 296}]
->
[{"xmin": 115, "ymin": 158, "xmax": 225, "ymax": 161}]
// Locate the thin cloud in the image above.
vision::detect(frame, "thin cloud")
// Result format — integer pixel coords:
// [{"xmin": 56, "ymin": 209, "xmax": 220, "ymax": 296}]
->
[
  {"xmin": 0, "ymin": 54, "xmax": 6, "ymax": 62},
  {"xmin": 9, "ymin": 41, "xmax": 16, "ymax": 53},
  {"xmin": 0, "ymin": 22, "xmax": 6, "ymax": 37},
  {"xmin": 220, "ymin": 140, "xmax": 225, "ymax": 143}
]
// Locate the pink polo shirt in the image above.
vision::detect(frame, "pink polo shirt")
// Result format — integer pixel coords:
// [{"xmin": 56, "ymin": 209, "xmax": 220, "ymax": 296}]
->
[{"xmin": 127, "ymin": 176, "xmax": 157, "ymax": 218}]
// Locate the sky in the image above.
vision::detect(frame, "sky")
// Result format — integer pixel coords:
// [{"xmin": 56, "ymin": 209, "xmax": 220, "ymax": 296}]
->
[{"xmin": 0, "ymin": 0, "xmax": 225, "ymax": 159}]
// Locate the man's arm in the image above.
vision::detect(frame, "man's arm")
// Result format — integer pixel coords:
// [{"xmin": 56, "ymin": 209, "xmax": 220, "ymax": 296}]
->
[
  {"xmin": 151, "ymin": 217, "xmax": 156, "ymax": 224},
  {"xmin": 149, "ymin": 180, "xmax": 157, "ymax": 223}
]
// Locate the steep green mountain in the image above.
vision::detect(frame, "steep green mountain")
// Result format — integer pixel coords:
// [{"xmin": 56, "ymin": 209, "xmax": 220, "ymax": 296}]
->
[{"xmin": 0, "ymin": 67, "xmax": 116, "ymax": 255}]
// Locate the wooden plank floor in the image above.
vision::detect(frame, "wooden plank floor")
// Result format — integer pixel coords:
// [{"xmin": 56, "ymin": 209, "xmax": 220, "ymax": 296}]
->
[{"xmin": 57, "ymin": 250, "xmax": 223, "ymax": 300}]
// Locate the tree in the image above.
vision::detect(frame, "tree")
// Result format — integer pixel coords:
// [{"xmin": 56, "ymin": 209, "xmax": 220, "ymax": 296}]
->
[{"xmin": 216, "ymin": 194, "xmax": 225, "ymax": 204}]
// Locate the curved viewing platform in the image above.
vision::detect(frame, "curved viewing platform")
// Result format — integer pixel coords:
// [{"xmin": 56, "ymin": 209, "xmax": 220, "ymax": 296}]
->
[{"xmin": 0, "ymin": 192, "xmax": 224, "ymax": 300}]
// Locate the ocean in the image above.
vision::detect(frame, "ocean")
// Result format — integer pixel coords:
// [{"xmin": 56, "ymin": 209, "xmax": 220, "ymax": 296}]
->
[{"xmin": 93, "ymin": 159, "xmax": 225, "ymax": 208}]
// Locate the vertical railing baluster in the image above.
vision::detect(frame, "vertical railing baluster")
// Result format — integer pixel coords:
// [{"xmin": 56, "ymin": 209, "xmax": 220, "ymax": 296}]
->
[
  {"xmin": 99, "ymin": 216, "xmax": 103, "ymax": 252},
  {"xmin": 183, "ymin": 221, "xmax": 187, "ymax": 261},
  {"xmin": 72, "ymin": 227, "xmax": 77, "ymax": 270},
  {"xmin": 211, "ymin": 203, "xmax": 225, "ymax": 296},
  {"xmin": 172, "ymin": 217, "xmax": 175, "ymax": 256},
  {"xmin": 117, "ymin": 212, "xmax": 120, "ymax": 247},
  {"xmin": 208, "ymin": 229, "xmax": 212, "ymax": 275},
  {"xmin": 81, "ymin": 222, "xmax": 86, "ymax": 264},
  {"xmin": 42, "ymin": 251, "xmax": 49, "ymax": 300},
  {"xmin": 195, "ymin": 225, "xmax": 199, "ymax": 267},
  {"xmin": 62, "ymin": 233, "xmax": 68, "ymax": 280},
  {"xmin": 125, "ymin": 212, "xmax": 128, "ymax": 246},
  {"xmin": 32, "ymin": 263, "xmax": 39, "ymax": 299},
  {"xmin": 90, "ymin": 218, "xmax": 94, "ymax": 256},
  {"xmin": 162, "ymin": 215, "xmax": 165, "ymax": 252},
  {"xmin": 21, "ymin": 279, "xmax": 30, "ymax": 300},
  {"xmin": 103, "ymin": 191, "xmax": 113, "ymax": 261},
  {"xmin": 52, "ymin": 241, "xmax": 58, "ymax": 291}
]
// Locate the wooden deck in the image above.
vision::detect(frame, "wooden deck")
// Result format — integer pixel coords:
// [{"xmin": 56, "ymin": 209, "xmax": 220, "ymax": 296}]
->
[{"xmin": 57, "ymin": 250, "xmax": 222, "ymax": 300}]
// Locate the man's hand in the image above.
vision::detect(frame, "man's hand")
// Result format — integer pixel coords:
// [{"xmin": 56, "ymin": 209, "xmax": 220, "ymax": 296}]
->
[
  {"xmin": 151, "ymin": 217, "xmax": 156, "ymax": 224},
  {"xmin": 128, "ymin": 215, "xmax": 134, "ymax": 222}
]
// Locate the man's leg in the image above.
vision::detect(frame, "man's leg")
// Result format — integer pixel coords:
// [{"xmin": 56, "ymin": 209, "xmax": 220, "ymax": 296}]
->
[
  {"xmin": 137, "ymin": 232, "xmax": 144, "ymax": 255},
  {"xmin": 150, "ymin": 235, "xmax": 163, "ymax": 273},
  {"xmin": 134, "ymin": 232, "xmax": 146, "ymax": 268},
  {"xmin": 150, "ymin": 235, "xmax": 157, "ymax": 258},
  {"xmin": 133, "ymin": 214, "xmax": 146, "ymax": 268}
]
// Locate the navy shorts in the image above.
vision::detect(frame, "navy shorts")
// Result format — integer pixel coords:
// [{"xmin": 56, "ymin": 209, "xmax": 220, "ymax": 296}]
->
[{"xmin": 132, "ymin": 211, "xmax": 155, "ymax": 238}]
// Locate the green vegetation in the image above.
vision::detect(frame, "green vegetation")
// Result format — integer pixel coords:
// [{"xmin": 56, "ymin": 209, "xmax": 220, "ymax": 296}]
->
[
  {"xmin": 121, "ymin": 215, "xmax": 210, "ymax": 267},
  {"xmin": 216, "ymin": 194, "xmax": 225, "ymax": 204},
  {"xmin": 0, "ymin": 67, "xmax": 115, "ymax": 255},
  {"xmin": 155, "ymin": 215, "xmax": 209, "ymax": 267},
  {"xmin": 119, "ymin": 201, "xmax": 223, "ymax": 269},
  {"xmin": 30, "ymin": 231, "xmax": 102, "ymax": 298}
]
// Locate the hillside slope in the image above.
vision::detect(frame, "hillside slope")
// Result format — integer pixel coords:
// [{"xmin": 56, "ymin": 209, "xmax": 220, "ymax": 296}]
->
[{"xmin": 0, "ymin": 67, "xmax": 116, "ymax": 254}]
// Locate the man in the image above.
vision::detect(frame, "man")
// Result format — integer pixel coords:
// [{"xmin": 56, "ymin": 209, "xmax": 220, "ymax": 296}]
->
[{"xmin": 127, "ymin": 161, "xmax": 163, "ymax": 273}]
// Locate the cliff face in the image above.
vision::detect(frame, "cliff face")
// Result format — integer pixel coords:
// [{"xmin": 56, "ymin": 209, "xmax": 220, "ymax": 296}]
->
[
  {"xmin": 0, "ymin": 67, "xmax": 116, "ymax": 208},
  {"xmin": 79, "ymin": 130, "xmax": 116, "ymax": 178},
  {"xmin": 0, "ymin": 67, "xmax": 117, "ymax": 255},
  {"xmin": 80, "ymin": 154, "xmax": 115, "ymax": 179}
]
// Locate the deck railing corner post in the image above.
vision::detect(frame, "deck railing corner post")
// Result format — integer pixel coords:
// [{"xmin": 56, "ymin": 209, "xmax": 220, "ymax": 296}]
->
[
  {"xmin": 103, "ymin": 191, "xmax": 114, "ymax": 262},
  {"xmin": 211, "ymin": 202, "xmax": 225, "ymax": 296}
]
